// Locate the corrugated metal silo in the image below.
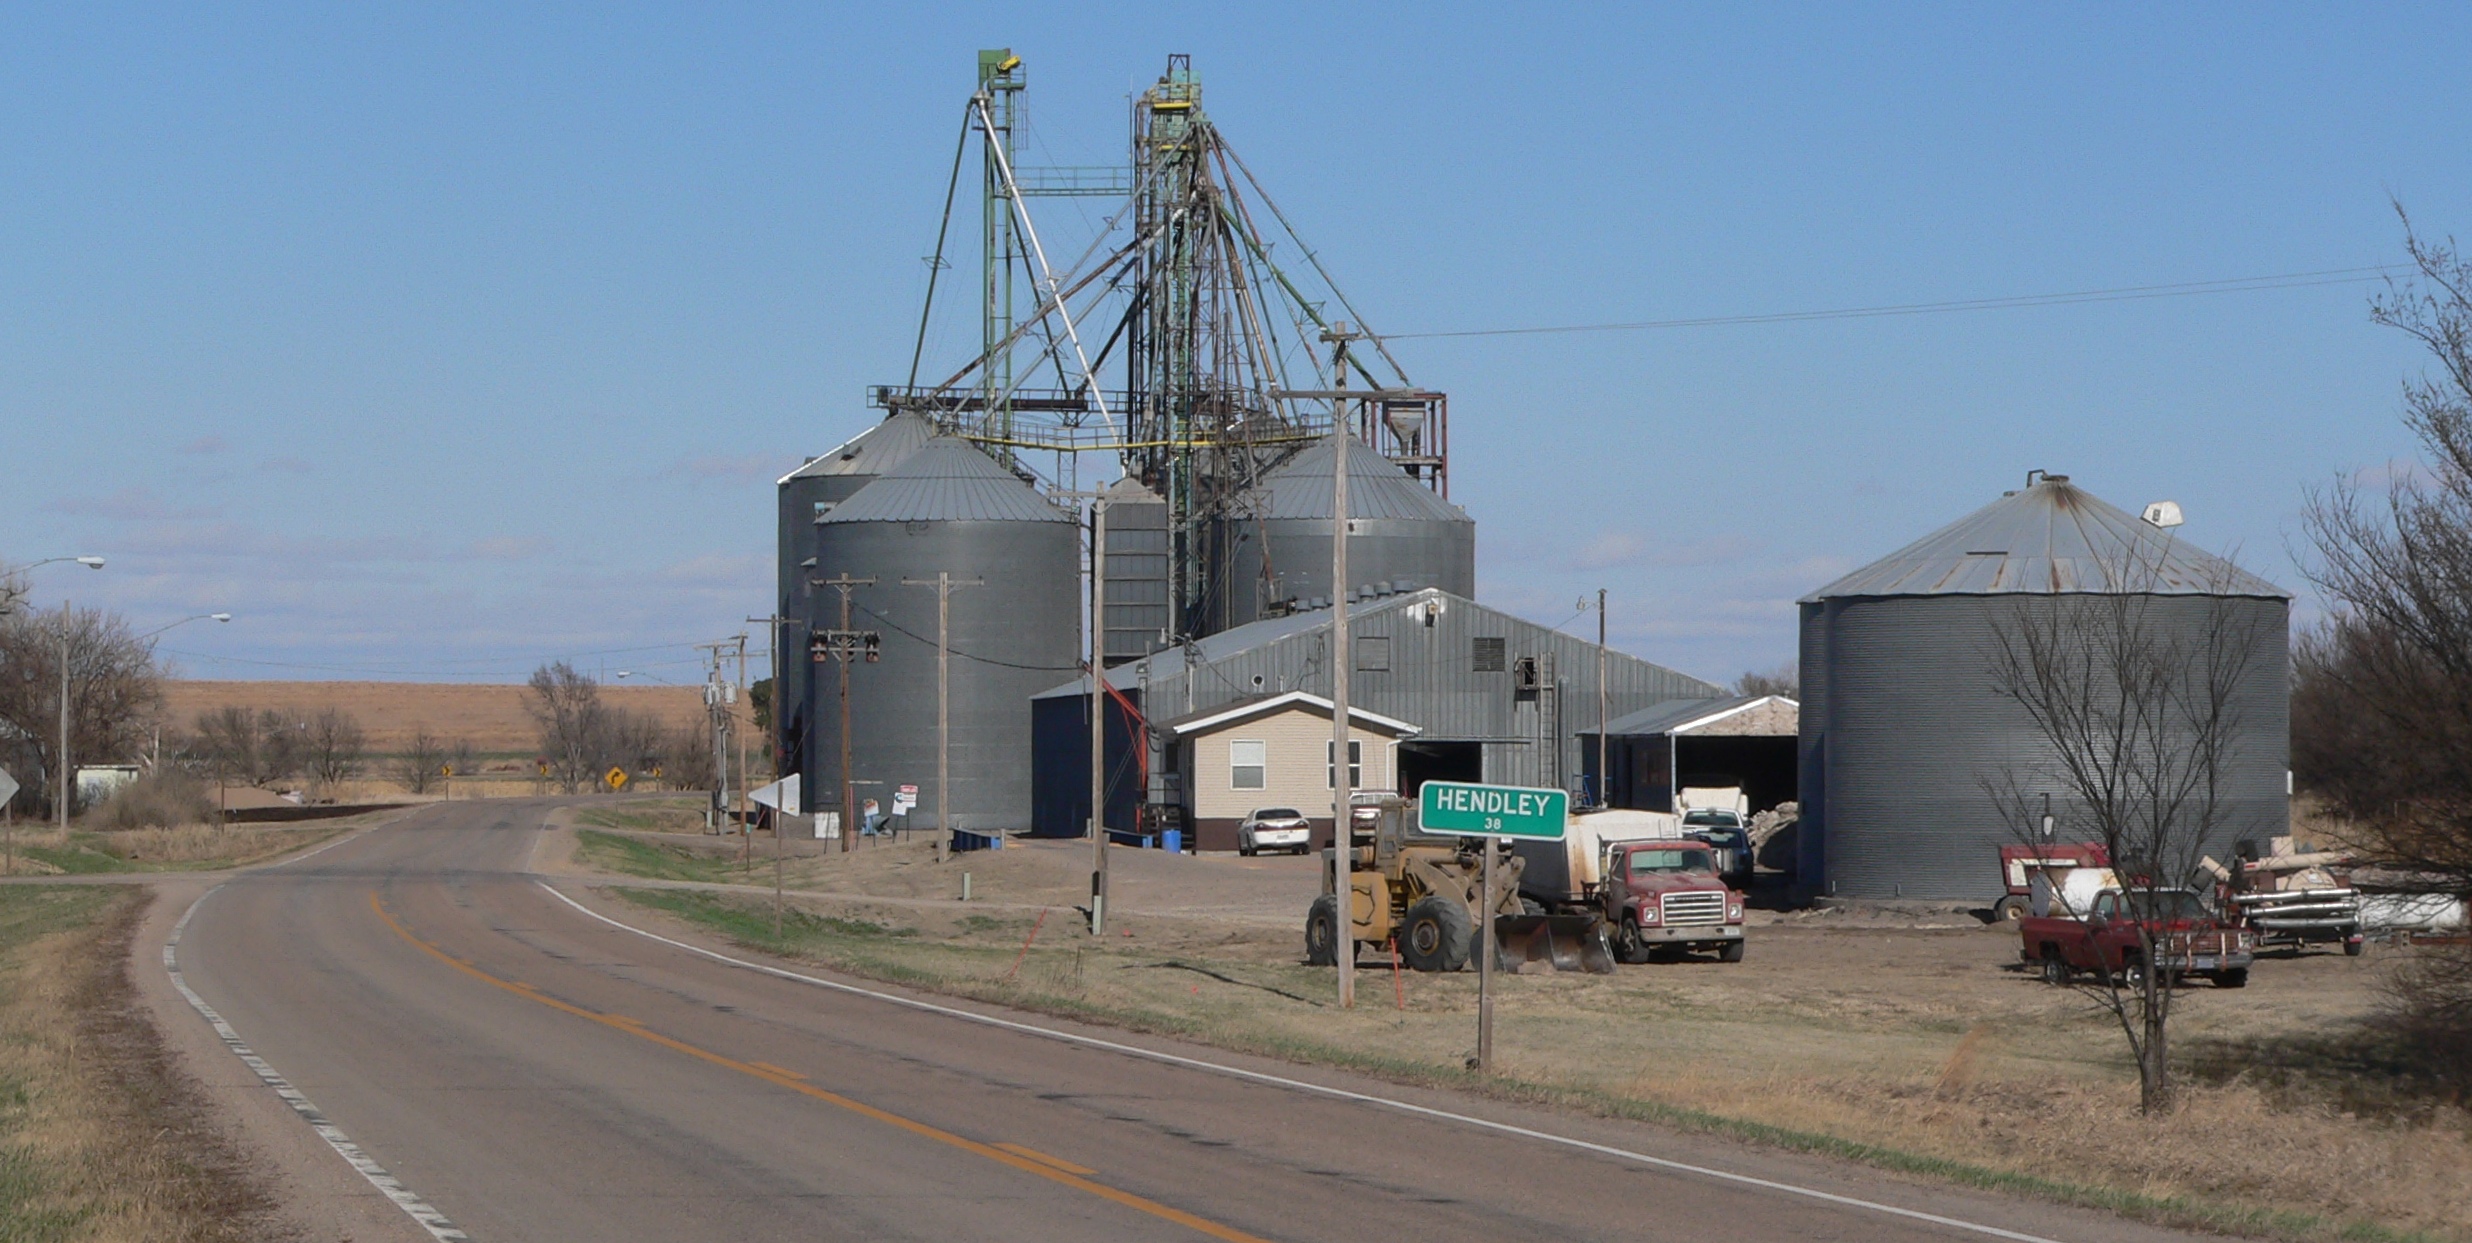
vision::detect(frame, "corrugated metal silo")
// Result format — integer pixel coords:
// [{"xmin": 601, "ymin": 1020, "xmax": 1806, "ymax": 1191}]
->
[
  {"xmin": 775, "ymin": 413, "xmax": 936, "ymax": 774},
  {"xmin": 807, "ymin": 437, "xmax": 1079, "ymax": 831},
  {"xmin": 1206, "ymin": 438, "xmax": 1475, "ymax": 633},
  {"xmin": 1798, "ymin": 475, "xmax": 2291, "ymax": 901}
]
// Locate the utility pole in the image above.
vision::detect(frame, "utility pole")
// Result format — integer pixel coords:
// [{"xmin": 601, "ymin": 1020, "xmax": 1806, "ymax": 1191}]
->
[
  {"xmin": 1089, "ymin": 497, "xmax": 1110, "ymax": 936},
  {"xmin": 1597, "ymin": 588, "xmax": 1609, "ymax": 809},
  {"xmin": 58, "ymin": 600, "xmax": 70, "ymax": 834},
  {"xmin": 901, "ymin": 574, "xmax": 983, "ymax": 863},
  {"xmin": 748, "ymin": 615, "xmax": 793, "ymax": 936},
  {"xmin": 809, "ymin": 573, "xmax": 879, "ymax": 854},
  {"xmin": 1325, "ymin": 323, "xmax": 1357, "ymax": 1009},
  {"xmin": 695, "ymin": 639, "xmax": 739, "ymax": 849},
  {"xmin": 735, "ymin": 634, "xmax": 751, "ymax": 866}
]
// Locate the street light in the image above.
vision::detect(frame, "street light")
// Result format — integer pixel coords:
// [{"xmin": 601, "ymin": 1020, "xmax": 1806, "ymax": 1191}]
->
[
  {"xmin": 138, "ymin": 612, "xmax": 233, "ymax": 639},
  {"xmin": 19, "ymin": 556, "xmax": 106, "ymax": 572}
]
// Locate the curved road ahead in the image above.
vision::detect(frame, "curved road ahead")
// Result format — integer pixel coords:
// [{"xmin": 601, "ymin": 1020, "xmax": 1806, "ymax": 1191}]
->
[{"xmin": 153, "ymin": 799, "xmax": 2201, "ymax": 1243}]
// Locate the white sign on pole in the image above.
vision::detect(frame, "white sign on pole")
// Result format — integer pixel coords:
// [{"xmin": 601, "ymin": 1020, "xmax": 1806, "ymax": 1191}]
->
[
  {"xmin": 0, "ymin": 766, "xmax": 17, "ymax": 808},
  {"xmin": 815, "ymin": 811, "xmax": 839, "ymax": 839},
  {"xmin": 750, "ymin": 774, "xmax": 800, "ymax": 817},
  {"xmin": 893, "ymin": 784, "xmax": 918, "ymax": 814}
]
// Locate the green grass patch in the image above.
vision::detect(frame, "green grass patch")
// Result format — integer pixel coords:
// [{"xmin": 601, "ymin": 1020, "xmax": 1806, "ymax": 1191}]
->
[
  {"xmin": 574, "ymin": 829, "xmax": 768, "ymax": 885},
  {"xmin": 613, "ymin": 884, "xmax": 2452, "ymax": 1243}
]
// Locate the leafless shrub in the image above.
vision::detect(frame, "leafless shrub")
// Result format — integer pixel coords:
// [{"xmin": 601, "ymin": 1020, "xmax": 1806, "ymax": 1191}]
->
[
  {"xmin": 1731, "ymin": 663, "xmax": 1797, "ymax": 698},
  {"xmin": 189, "ymin": 706, "xmax": 304, "ymax": 789},
  {"xmin": 301, "ymin": 708, "xmax": 365, "ymax": 792},
  {"xmin": 92, "ymin": 769, "xmax": 216, "ymax": 831},
  {"xmin": 394, "ymin": 727, "xmax": 446, "ymax": 794},
  {"xmin": 527, "ymin": 662, "xmax": 609, "ymax": 793}
]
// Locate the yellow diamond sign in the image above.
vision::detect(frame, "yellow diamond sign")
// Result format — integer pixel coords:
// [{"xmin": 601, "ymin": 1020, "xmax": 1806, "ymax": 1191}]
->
[{"xmin": 605, "ymin": 767, "xmax": 628, "ymax": 791}]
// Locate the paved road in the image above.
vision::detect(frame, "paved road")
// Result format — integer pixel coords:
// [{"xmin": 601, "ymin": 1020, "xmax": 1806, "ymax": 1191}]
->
[{"xmin": 162, "ymin": 799, "xmax": 2204, "ymax": 1243}]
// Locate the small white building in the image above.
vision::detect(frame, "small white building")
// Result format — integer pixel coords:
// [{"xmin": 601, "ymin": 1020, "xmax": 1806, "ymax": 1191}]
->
[{"xmin": 1161, "ymin": 691, "xmax": 1419, "ymax": 851}]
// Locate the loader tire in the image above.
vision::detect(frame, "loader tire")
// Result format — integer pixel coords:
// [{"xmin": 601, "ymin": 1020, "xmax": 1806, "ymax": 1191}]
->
[
  {"xmin": 1304, "ymin": 895, "xmax": 1340, "ymax": 967},
  {"xmin": 1613, "ymin": 916, "xmax": 1650, "ymax": 965},
  {"xmin": 1399, "ymin": 895, "xmax": 1472, "ymax": 973},
  {"xmin": 1991, "ymin": 895, "xmax": 2024, "ymax": 923}
]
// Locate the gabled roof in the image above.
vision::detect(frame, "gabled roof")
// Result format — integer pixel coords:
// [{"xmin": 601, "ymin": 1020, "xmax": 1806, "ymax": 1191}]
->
[
  {"xmin": 777, "ymin": 412, "xmax": 938, "ymax": 486},
  {"xmin": 1803, "ymin": 476, "xmax": 2289, "ymax": 601},
  {"xmin": 1159, "ymin": 690, "xmax": 1422, "ymax": 738},
  {"xmin": 819, "ymin": 437, "xmax": 1071, "ymax": 525},
  {"xmin": 1033, "ymin": 587, "xmax": 1439, "ymax": 699},
  {"xmin": 1600, "ymin": 694, "xmax": 1798, "ymax": 737},
  {"xmin": 1258, "ymin": 438, "xmax": 1471, "ymax": 524}
]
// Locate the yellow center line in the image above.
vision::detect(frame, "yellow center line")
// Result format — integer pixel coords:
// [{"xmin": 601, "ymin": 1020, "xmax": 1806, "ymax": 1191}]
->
[
  {"xmin": 993, "ymin": 1141, "xmax": 1098, "ymax": 1176},
  {"xmin": 744, "ymin": 1061, "xmax": 808, "ymax": 1081},
  {"xmin": 367, "ymin": 891, "xmax": 1272, "ymax": 1243}
]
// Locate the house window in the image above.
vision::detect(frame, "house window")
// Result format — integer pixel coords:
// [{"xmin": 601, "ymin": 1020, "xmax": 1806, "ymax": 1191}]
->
[
  {"xmin": 1354, "ymin": 636, "xmax": 1390, "ymax": 671},
  {"xmin": 1230, "ymin": 740, "xmax": 1266, "ymax": 790},
  {"xmin": 1326, "ymin": 739, "xmax": 1363, "ymax": 788},
  {"xmin": 1472, "ymin": 636, "xmax": 1506, "ymax": 672}
]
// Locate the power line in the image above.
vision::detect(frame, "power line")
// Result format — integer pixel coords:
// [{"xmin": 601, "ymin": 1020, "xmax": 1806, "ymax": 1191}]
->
[{"xmin": 1381, "ymin": 265, "xmax": 2401, "ymax": 341}]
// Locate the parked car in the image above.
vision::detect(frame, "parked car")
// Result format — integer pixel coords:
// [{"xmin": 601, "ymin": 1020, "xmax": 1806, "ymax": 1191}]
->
[
  {"xmin": 2018, "ymin": 887, "xmax": 2254, "ymax": 988},
  {"xmin": 1238, "ymin": 807, "xmax": 1312, "ymax": 856}
]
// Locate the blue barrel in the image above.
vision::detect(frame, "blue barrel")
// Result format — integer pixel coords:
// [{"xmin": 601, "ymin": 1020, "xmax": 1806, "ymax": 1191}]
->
[{"xmin": 1162, "ymin": 829, "xmax": 1183, "ymax": 854}]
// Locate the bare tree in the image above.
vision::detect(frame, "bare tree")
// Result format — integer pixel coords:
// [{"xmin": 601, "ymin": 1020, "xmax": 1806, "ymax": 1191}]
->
[
  {"xmin": 0, "ymin": 604, "xmax": 165, "ymax": 817},
  {"xmin": 1984, "ymin": 556, "xmax": 2267, "ymax": 1115},
  {"xmin": 302, "ymin": 708, "xmax": 366, "ymax": 793},
  {"xmin": 527, "ymin": 662, "xmax": 608, "ymax": 794},
  {"xmin": 447, "ymin": 738, "xmax": 479, "ymax": 787},
  {"xmin": 1732, "ymin": 663, "xmax": 1798, "ymax": 699},
  {"xmin": 2301, "ymin": 208, "xmax": 2472, "ymax": 1078},
  {"xmin": 395, "ymin": 727, "xmax": 447, "ymax": 794}
]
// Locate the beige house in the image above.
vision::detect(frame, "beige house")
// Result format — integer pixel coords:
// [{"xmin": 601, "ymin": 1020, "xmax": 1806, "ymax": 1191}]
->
[{"xmin": 1164, "ymin": 692, "xmax": 1421, "ymax": 852}]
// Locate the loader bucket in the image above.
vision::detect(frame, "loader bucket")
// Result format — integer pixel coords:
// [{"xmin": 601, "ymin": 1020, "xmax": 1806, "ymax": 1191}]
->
[{"xmin": 1491, "ymin": 914, "xmax": 1616, "ymax": 974}]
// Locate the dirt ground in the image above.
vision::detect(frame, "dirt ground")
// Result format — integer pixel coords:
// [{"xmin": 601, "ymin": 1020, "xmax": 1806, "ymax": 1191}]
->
[
  {"xmin": 554, "ymin": 823, "xmax": 2472, "ymax": 1239},
  {"xmin": 162, "ymin": 679, "xmax": 706, "ymax": 750}
]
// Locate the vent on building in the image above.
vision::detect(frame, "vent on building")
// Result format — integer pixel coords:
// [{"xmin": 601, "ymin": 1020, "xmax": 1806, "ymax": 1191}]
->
[
  {"xmin": 1472, "ymin": 636, "xmax": 1506, "ymax": 673},
  {"xmin": 1512, "ymin": 655, "xmax": 1540, "ymax": 690},
  {"xmin": 1355, "ymin": 636, "xmax": 1390, "ymax": 671}
]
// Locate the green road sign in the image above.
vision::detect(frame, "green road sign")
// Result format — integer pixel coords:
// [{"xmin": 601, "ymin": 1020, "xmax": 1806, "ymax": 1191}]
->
[{"xmin": 1418, "ymin": 781, "xmax": 1567, "ymax": 840}]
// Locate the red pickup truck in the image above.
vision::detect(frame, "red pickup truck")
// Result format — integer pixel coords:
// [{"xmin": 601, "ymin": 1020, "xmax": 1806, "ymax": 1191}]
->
[{"xmin": 2018, "ymin": 887, "xmax": 2253, "ymax": 988}]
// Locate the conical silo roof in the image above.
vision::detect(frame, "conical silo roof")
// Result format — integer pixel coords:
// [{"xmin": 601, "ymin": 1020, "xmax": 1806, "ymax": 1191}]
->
[
  {"xmin": 777, "ymin": 412, "xmax": 938, "ymax": 486},
  {"xmin": 818, "ymin": 437, "xmax": 1070, "ymax": 524},
  {"xmin": 1802, "ymin": 475, "xmax": 2288, "ymax": 601},
  {"xmin": 1258, "ymin": 438, "xmax": 1470, "ymax": 522}
]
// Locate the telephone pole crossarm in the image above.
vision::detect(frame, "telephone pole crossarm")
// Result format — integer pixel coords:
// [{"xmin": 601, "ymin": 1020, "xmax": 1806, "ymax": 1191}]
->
[
  {"xmin": 901, "ymin": 574, "xmax": 984, "ymax": 857},
  {"xmin": 808, "ymin": 573, "xmax": 880, "ymax": 853}
]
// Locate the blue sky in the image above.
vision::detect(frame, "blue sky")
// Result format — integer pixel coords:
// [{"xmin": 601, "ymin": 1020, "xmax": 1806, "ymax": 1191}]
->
[{"xmin": 7, "ymin": 4, "xmax": 2466, "ymax": 686}]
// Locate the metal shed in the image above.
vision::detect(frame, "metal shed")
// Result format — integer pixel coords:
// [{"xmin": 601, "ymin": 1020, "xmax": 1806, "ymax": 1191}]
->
[
  {"xmin": 1579, "ymin": 694, "xmax": 1799, "ymax": 815},
  {"xmin": 1029, "ymin": 587, "xmax": 1720, "ymax": 845},
  {"xmin": 1797, "ymin": 474, "xmax": 2291, "ymax": 901}
]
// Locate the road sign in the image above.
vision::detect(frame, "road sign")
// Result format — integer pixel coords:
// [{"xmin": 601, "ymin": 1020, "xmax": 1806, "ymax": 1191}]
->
[
  {"xmin": 1418, "ymin": 781, "xmax": 1567, "ymax": 840},
  {"xmin": 893, "ymin": 784, "xmax": 917, "ymax": 814},
  {"xmin": 0, "ymin": 767, "xmax": 16, "ymax": 807},
  {"xmin": 605, "ymin": 767, "xmax": 629, "ymax": 791}
]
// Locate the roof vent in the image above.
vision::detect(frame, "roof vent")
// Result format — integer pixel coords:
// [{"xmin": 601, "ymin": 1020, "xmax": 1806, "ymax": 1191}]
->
[{"xmin": 2141, "ymin": 500, "xmax": 2185, "ymax": 529}]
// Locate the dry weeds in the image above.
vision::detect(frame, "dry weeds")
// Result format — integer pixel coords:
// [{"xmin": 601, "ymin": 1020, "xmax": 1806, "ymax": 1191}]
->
[{"xmin": 0, "ymin": 886, "xmax": 277, "ymax": 1241}]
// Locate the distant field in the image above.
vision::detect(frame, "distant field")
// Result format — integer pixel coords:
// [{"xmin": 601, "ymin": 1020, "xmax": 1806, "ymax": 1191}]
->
[{"xmin": 161, "ymin": 680, "xmax": 707, "ymax": 750}]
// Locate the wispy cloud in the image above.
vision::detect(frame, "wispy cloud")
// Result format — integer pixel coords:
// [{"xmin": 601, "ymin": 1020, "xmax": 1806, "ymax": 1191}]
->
[
  {"xmin": 42, "ymin": 487, "xmax": 217, "ymax": 522},
  {"xmin": 661, "ymin": 454, "xmax": 785, "ymax": 483},
  {"xmin": 176, "ymin": 435, "xmax": 228, "ymax": 456}
]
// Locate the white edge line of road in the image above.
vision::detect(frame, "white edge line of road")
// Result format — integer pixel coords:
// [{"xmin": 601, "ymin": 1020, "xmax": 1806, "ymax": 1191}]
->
[
  {"xmin": 536, "ymin": 880, "xmax": 2071, "ymax": 1243},
  {"xmin": 162, "ymin": 823, "xmax": 473, "ymax": 1242}
]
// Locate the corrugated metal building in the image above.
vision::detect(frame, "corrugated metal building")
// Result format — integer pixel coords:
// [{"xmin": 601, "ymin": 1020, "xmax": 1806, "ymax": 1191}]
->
[
  {"xmin": 1797, "ymin": 474, "xmax": 2291, "ymax": 901},
  {"xmin": 1030, "ymin": 586, "xmax": 1720, "ymax": 848},
  {"xmin": 1579, "ymin": 694, "xmax": 1799, "ymax": 815},
  {"xmin": 774, "ymin": 413, "xmax": 936, "ymax": 774},
  {"xmin": 805, "ymin": 437, "xmax": 1081, "ymax": 832}
]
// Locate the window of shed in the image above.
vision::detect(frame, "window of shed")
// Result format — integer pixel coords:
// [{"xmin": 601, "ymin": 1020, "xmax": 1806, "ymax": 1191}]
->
[
  {"xmin": 1229, "ymin": 740, "xmax": 1266, "ymax": 790},
  {"xmin": 1472, "ymin": 636, "xmax": 1507, "ymax": 672},
  {"xmin": 1354, "ymin": 636, "xmax": 1390, "ymax": 671}
]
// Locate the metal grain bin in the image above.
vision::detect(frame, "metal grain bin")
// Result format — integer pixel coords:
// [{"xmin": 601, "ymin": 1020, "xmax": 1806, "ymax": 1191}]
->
[
  {"xmin": 1797, "ymin": 475, "xmax": 2291, "ymax": 901},
  {"xmin": 776, "ymin": 413, "xmax": 935, "ymax": 774},
  {"xmin": 807, "ymin": 437, "xmax": 1079, "ymax": 831},
  {"xmin": 1205, "ymin": 438, "xmax": 1475, "ymax": 633}
]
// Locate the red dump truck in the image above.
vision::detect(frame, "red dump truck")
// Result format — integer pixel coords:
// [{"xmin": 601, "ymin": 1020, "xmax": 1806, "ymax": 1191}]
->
[
  {"xmin": 1601, "ymin": 839, "xmax": 1747, "ymax": 963},
  {"xmin": 2018, "ymin": 887, "xmax": 2254, "ymax": 988}
]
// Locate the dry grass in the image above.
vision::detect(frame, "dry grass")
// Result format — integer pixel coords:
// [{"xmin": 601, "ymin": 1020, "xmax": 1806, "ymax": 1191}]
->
[
  {"xmin": 0, "ymin": 823, "xmax": 355, "ymax": 875},
  {"xmin": 601, "ymin": 860, "xmax": 2472, "ymax": 1242},
  {"xmin": 0, "ymin": 885, "xmax": 277, "ymax": 1241},
  {"xmin": 162, "ymin": 679, "xmax": 705, "ymax": 750}
]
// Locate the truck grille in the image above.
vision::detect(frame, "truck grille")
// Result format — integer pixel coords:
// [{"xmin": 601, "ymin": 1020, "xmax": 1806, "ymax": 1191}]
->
[{"xmin": 1660, "ymin": 892, "xmax": 1727, "ymax": 927}]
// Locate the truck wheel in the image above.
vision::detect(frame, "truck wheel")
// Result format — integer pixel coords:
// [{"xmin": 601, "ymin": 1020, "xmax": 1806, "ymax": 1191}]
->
[
  {"xmin": 2213, "ymin": 968, "xmax": 2249, "ymax": 989},
  {"xmin": 1399, "ymin": 895, "xmax": 1472, "ymax": 973},
  {"xmin": 2345, "ymin": 935, "xmax": 2365, "ymax": 958},
  {"xmin": 1992, "ymin": 895, "xmax": 2024, "ymax": 923},
  {"xmin": 2039, "ymin": 951, "xmax": 2070, "ymax": 986},
  {"xmin": 1718, "ymin": 939, "xmax": 1746, "ymax": 964},
  {"xmin": 1613, "ymin": 917, "xmax": 1649, "ymax": 965},
  {"xmin": 1304, "ymin": 895, "xmax": 1339, "ymax": 966}
]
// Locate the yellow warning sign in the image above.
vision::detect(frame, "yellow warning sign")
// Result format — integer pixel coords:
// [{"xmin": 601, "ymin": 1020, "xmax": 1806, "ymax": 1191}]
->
[{"xmin": 605, "ymin": 767, "xmax": 629, "ymax": 791}]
